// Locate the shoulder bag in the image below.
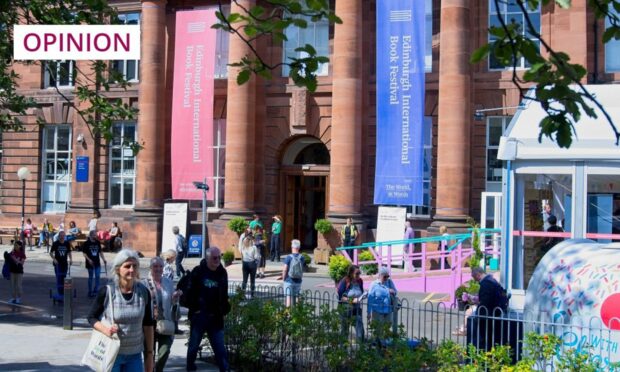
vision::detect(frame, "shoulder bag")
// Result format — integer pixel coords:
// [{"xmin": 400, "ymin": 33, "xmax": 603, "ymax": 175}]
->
[{"xmin": 81, "ymin": 285, "xmax": 121, "ymax": 372}]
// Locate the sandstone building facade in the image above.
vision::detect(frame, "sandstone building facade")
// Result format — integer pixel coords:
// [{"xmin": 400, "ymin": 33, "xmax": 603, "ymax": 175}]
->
[{"xmin": 0, "ymin": 0, "xmax": 616, "ymax": 255}]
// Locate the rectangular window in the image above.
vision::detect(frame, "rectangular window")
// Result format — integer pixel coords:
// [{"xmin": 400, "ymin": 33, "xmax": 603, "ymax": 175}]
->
[
  {"xmin": 41, "ymin": 126, "xmax": 72, "ymax": 212},
  {"xmin": 215, "ymin": 6, "xmax": 230, "ymax": 79},
  {"xmin": 43, "ymin": 60, "xmax": 75, "ymax": 88},
  {"xmin": 425, "ymin": 0, "xmax": 432, "ymax": 72},
  {"xmin": 605, "ymin": 8, "xmax": 620, "ymax": 72},
  {"xmin": 109, "ymin": 122, "xmax": 136, "ymax": 207},
  {"xmin": 486, "ymin": 116, "xmax": 511, "ymax": 191},
  {"xmin": 408, "ymin": 116, "xmax": 433, "ymax": 217},
  {"xmin": 111, "ymin": 12, "xmax": 140, "ymax": 81},
  {"xmin": 213, "ymin": 118, "xmax": 226, "ymax": 208},
  {"xmin": 488, "ymin": 0, "xmax": 540, "ymax": 70},
  {"xmin": 282, "ymin": 11, "xmax": 329, "ymax": 77}
]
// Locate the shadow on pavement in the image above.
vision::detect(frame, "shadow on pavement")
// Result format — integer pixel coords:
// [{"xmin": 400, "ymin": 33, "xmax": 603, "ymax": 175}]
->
[{"xmin": 0, "ymin": 362, "xmax": 85, "ymax": 371}]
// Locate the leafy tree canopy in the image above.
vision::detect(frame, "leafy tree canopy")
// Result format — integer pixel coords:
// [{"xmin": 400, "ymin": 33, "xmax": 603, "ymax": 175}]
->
[
  {"xmin": 212, "ymin": 0, "xmax": 341, "ymax": 93},
  {"xmin": 472, "ymin": 0, "xmax": 620, "ymax": 148},
  {"xmin": 0, "ymin": 0, "xmax": 140, "ymax": 153}
]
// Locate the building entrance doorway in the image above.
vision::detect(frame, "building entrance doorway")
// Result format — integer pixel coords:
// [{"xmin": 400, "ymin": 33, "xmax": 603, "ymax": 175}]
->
[
  {"xmin": 285, "ymin": 175, "xmax": 326, "ymax": 251},
  {"xmin": 281, "ymin": 137, "xmax": 330, "ymax": 252}
]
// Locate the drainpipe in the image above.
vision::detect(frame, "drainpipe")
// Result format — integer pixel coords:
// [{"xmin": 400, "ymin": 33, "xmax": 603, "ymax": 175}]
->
[{"xmin": 593, "ymin": 17, "xmax": 599, "ymax": 84}]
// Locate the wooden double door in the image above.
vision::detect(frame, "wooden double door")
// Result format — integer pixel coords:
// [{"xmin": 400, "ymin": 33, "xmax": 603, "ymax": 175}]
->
[{"xmin": 283, "ymin": 174, "xmax": 328, "ymax": 251}]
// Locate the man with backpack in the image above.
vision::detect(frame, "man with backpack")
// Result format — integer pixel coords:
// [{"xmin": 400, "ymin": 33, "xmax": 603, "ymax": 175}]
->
[
  {"xmin": 173, "ymin": 226, "xmax": 187, "ymax": 278},
  {"xmin": 281, "ymin": 239, "xmax": 305, "ymax": 307}
]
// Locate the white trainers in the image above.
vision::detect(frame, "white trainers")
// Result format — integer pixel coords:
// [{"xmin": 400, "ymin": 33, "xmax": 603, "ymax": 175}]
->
[{"xmin": 14, "ymin": 298, "xmax": 22, "ymax": 304}]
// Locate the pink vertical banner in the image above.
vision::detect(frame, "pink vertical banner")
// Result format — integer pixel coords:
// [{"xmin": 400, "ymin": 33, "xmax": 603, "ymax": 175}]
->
[{"xmin": 171, "ymin": 9, "xmax": 217, "ymax": 200}]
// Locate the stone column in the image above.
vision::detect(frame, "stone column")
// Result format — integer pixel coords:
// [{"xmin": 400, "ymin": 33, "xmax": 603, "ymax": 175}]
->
[
  {"xmin": 434, "ymin": 0, "xmax": 471, "ymax": 226},
  {"xmin": 134, "ymin": 0, "xmax": 167, "ymax": 214},
  {"xmin": 130, "ymin": 0, "xmax": 167, "ymax": 255},
  {"xmin": 328, "ymin": 0, "xmax": 363, "ymax": 221},
  {"xmin": 223, "ymin": 0, "xmax": 256, "ymax": 214}
]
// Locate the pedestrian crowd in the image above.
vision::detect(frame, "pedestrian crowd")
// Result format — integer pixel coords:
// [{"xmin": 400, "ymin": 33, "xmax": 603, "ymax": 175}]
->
[{"xmin": 2, "ymin": 213, "xmax": 512, "ymax": 372}]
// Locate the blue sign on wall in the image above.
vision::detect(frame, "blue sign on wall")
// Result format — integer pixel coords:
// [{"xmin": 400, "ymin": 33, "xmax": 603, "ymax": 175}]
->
[
  {"xmin": 188, "ymin": 235, "xmax": 202, "ymax": 256},
  {"xmin": 374, "ymin": 0, "xmax": 425, "ymax": 206},
  {"xmin": 76, "ymin": 156, "xmax": 89, "ymax": 183}
]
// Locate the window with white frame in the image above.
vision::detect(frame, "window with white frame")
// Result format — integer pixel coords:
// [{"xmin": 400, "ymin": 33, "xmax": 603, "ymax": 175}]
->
[
  {"xmin": 486, "ymin": 116, "xmax": 511, "ymax": 191},
  {"xmin": 488, "ymin": 0, "xmax": 540, "ymax": 70},
  {"xmin": 425, "ymin": 0, "xmax": 432, "ymax": 72},
  {"xmin": 282, "ymin": 11, "xmax": 329, "ymax": 76},
  {"xmin": 213, "ymin": 119, "xmax": 226, "ymax": 208},
  {"xmin": 214, "ymin": 6, "xmax": 230, "ymax": 79},
  {"xmin": 408, "ymin": 116, "xmax": 433, "ymax": 217},
  {"xmin": 44, "ymin": 60, "xmax": 75, "ymax": 88},
  {"xmin": 605, "ymin": 7, "xmax": 620, "ymax": 72},
  {"xmin": 109, "ymin": 122, "xmax": 136, "ymax": 207},
  {"xmin": 42, "ymin": 126, "xmax": 72, "ymax": 212},
  {"xmin": 111, "ymin": 12, "xmax": 140, "ymax": 81}
]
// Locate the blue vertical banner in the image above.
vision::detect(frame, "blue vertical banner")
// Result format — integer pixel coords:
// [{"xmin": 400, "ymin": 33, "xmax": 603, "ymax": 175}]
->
[{"xmin": 374, "ymin": 0, "xmax": 425, "ymax": 206}]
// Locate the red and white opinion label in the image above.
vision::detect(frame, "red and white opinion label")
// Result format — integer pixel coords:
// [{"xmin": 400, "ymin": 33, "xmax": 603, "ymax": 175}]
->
[{"xmin": 14, "ymin": 25, "xmax": 140, "ymax": 60}]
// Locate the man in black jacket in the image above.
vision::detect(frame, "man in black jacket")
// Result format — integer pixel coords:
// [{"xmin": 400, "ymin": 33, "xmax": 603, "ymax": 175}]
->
[
  {"xmin": 186, "ymin": 247, "xmax": 230, "ymax": 372},
  {"xmin": 471, "ymin": 267, "xmax": 508, "ymax": 351}
]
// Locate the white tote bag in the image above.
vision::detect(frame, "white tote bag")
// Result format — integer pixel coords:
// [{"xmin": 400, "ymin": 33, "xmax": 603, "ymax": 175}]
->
[{"xmin": 81, "ymin": 285, "xmax": 121, "ymax": 372}]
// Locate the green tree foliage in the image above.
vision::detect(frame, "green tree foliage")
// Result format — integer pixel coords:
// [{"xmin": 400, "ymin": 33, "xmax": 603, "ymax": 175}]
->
[
  {"xmin": 0, "ymin": 0, "xmax": 140, "ymax": 152},
  {"xmin": 212, "ymin": 0, "xmax": 341, "ymax": 92},
  {"xmin": 472, "ymin": 0, "xmax": 620, "ymax": 148}
]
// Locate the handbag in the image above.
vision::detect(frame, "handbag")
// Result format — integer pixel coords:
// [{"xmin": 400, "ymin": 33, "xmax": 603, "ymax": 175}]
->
[
  {"xmin": 2, "ymin": 259, "xmax": 10, "ymax": 280},
  {"xmin": 148, "ymin": 278, "xmax": 176, "ymax": 336},
  {"xmin": 81, "ymin": 285, "xmax": 120, "ymax": 372}
]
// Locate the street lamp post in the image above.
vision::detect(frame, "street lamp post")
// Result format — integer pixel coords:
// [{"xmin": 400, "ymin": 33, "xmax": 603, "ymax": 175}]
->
[
  {"xmin": 17, "ymin": 167, "xmax": 31, "ymax": 250},
  {"xmin": 193, "ymin": 180, "xmax": 209, "ymax": 260}
]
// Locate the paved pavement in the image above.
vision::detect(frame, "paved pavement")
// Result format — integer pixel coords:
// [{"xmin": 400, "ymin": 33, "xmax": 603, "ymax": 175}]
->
[
  {"xmin": 0, "ymin": 244, "xmax": 440, "ymax": 371},
  {"xmin": 0, "ymin": 244, "xmax": 335, "ymax": 371}
]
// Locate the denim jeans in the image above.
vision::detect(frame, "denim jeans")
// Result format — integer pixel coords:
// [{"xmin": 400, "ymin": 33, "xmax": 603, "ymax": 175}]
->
[
  {"xmin": 270, "ymin": 233, "xmax": 280, "ymax": 261},
  {"xmin": 187, "ymin": 313, "xmax": 228, "ymax": 372},
  {"xmin": 111, "ymin": 352, "xmax": 143, "ymax": 372},
  {"xmin": 175, "ymin": 251, "xmax": 186, "ymax": 277},
  {"xmin": 341, "ymin": 304, "xmax": 364, "ymax": 342},
  {"xmin": 38, "ymin": 231, "xmax": 50, "ymax": 247},
  {"xmin": 54, "ymin": 265, "xmax": 67, "ymax": 296},
  {"xmin": 87, "ymin": 265, "xmax": 101, "ymax": 295},
  {"xmin": 241, "ymin": 261, "xmax": 257, "ymax": 296}
]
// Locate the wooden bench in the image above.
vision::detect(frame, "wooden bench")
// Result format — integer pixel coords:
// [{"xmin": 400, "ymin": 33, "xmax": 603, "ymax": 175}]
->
[{"xmin": 0, "ymin": 227, "xmax": 18, "ymax": 245}]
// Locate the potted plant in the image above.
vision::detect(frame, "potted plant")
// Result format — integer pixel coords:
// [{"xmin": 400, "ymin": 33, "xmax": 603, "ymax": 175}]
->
[
  {"xmin": 328, "ymin": 254, "xmax": 351, "ymax": 285},
  {"xmin": 301, "ymin": 252, "xmax": 311, "ymax": 271},
  {"xmin": 222, "ymin": 250, "xmax": 235, "ymax": 267},
  {"xmin": 314, "ymin": 218, "xmax": 333, "ymax": 235},
  {"xmin": 358, "ymin": 249, "xmax": 378, "ymax": 275},
  {"xmin": 314, "ymin": 219, "xmax": 333, "ymax": 264},
  {"xmin": 227, "ymin": 217, "xmax": 249, "ymax": 236}
]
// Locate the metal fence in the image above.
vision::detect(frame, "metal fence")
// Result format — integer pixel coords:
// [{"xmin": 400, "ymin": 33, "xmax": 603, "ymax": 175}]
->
[{"xmin": 219, "ymin": 282, "xmax": 619, "ymax": 371}]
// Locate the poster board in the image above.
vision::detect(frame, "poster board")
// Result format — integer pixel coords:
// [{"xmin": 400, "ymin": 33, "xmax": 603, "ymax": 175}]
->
[
  {"xmin": 376, "ymin": 206, "xmax": 407, "ymax": 265},
  {"xmin": 161, "ymin": 202, "xmax": 189, "ymax": 253}
]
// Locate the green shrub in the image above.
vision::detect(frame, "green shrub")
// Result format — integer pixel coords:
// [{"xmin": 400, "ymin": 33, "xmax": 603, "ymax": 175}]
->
[
  {"xmin": 222, "ymin": 250, "xmax": 235, "ymax": 265},
  {"xmin": 314, "ymin": 218, "xmax": 333, "ymax": 235},
  {"xmin": 455, "ymin": 285, "xmax": 467, "ymax": 302},
  {"xmin": 301, "ymin": 252, "xmax": 311, "ymax": 267},
  {"xmin": 358, "ymin": 249, "xmax": 378, "ymax": 275},
  {"xmin": 227, "ymin": 217, "xmax": 249, "ymax": 236},
  {"xmin": 328, "ymin": 254, "xmax": 351, "ymax": 283}
]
